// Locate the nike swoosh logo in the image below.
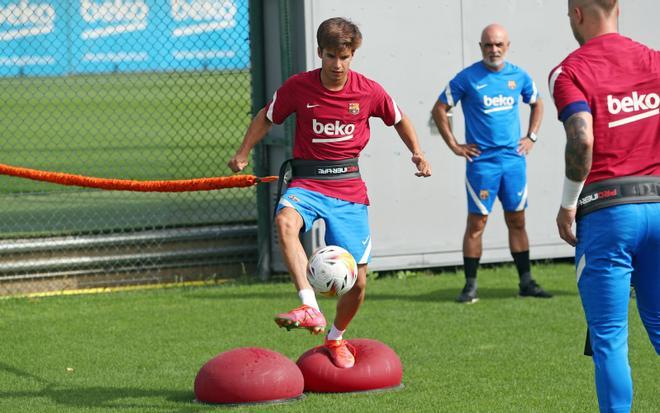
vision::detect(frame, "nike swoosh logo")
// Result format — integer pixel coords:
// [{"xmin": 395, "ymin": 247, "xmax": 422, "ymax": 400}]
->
[
  {"xmin": 306, "ymin": 104, "xmax": 320, "ymax": 108},
  {"xmin": 476, "ymin": 84, "xmax": 488, "ymax": 90},
  {"xmin": 361, "ymin": 237, "xmax": 369, "ymax": 245}
]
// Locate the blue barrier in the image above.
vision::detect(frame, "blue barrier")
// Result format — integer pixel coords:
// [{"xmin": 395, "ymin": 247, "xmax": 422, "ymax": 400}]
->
[{"xmin": 0, "ymin": 0, "xmax": 250, "ymax": 77}]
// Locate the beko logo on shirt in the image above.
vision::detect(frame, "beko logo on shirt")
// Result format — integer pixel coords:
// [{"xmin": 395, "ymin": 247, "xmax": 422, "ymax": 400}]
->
[
  {"xmin": 483, "ymin": 94, "xmax": 514, "ymax": 113},
  {"xmin": 484, "ymin": 95, "xmax": 514, "ymax": 106},
  {"xmin": 312, "ymin": 119, "xmax": 355, "ymax": 143},
  {"xmin": 607, "ymin": 91, "xmax": 660, "ymax": 128}
]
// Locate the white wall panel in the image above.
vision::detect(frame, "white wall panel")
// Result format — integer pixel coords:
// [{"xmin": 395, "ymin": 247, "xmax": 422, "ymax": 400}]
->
[{"xmin": 619, "ymin": 0, "xmax": 660, "ymax": 48}]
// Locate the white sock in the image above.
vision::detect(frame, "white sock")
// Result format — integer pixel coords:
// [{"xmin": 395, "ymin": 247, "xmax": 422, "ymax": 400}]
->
[
  {"xmin": 298, "ymin": 288, "xmax": 319, "ymax": 310},
  {"xmin": 327, "ymin": 324, "xmax": 345, "ymax": 341}
]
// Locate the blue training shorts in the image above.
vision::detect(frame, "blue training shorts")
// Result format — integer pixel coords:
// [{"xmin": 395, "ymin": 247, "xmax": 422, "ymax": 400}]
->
[
  {"xmin": 465, "ymin": 149, "xmax": 527, "ymax": 215},
  {"xmin": 576, "ymin": 203, "xmax": 660, "ymax": 413},
  {"xmin": 276, "ymin": 187, "xmax": 371, "ymax": 264}
]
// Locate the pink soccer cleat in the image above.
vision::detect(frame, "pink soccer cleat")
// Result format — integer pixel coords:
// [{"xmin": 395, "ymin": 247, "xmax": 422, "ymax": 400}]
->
[
  {"xmin": 274, "ymin": 305, "xmax": 326, "ymax": 335},
  {"xmin": 324, "ymin": 338, "xmax": 356, "ymax": 369}
]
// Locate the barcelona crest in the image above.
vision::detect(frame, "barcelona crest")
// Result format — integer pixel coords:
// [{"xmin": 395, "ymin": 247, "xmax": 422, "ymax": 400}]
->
[
  {"xmin": 508, "ymin": 80, "xmax": 517, "ymax": 90},
  {"xmin": 348, "ymin": 103, "xmax": 360, "ymax": 115}
]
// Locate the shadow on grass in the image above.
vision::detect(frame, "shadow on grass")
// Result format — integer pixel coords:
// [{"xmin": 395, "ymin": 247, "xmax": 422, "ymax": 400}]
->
[
  {"xmin": 0, "ymin": 362, "xmax": 201, "ymax": 412},
  {"xmin": 356, "ymin": 287, "xmax": 577, "ymax": 303}
]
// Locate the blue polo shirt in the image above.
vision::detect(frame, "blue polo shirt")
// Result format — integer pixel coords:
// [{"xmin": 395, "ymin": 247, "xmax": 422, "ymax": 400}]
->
[{"xmin": 439, "ymin": 61, "xmax": 538, "ymax": 151}]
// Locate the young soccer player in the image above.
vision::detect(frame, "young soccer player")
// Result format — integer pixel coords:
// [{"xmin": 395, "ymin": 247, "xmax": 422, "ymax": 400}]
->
[{"xmin": 228, "ymin": 17, "xmax": 431, "ymax": 368}]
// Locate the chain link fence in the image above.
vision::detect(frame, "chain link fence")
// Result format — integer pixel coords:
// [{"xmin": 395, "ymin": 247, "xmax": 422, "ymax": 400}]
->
[{"xmin": 0, "ymin": 0, "xmax": 259, "ymax": 295}]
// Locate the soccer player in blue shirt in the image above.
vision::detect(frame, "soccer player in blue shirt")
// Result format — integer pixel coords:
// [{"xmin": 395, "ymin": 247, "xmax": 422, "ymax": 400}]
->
[{"xmin": 431, "ymin": 23, "xmax": 552, "ymax": 303}]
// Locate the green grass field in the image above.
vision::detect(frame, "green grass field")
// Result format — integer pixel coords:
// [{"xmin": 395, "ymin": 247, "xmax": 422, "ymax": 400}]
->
[
  {"xmin": 0, "ymin": 262, "xmax": 657, "ymax": 412},
  {"xmin": 0, "ymin": 71, "xmax": 252, "ymax": 190},
  {"xmin": 0, "ymin": 71, "xmax": 256, "ymax": 235}
]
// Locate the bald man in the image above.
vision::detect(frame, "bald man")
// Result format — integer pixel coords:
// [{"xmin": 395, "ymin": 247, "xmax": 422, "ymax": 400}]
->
[
  {"xmin": 432, "ymin": 24, "xmax": 550, "ymax": 303},
  {"xmin": 549, "ymin": 1, "xmax": 660, "ymax": 411}
]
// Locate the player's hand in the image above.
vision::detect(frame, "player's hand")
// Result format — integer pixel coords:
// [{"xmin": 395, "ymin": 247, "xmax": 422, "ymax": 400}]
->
[
  {"xmin": 412, "ymin": 153, "xmax": 432, "ymax": 177},
  {"xmin": 556, "ymin": 206, "xmax": 577, "ymax": 247},
  {"xmin": 451, "ymin": 143, "xmax": 481, "ymax": 162},
  {"xmin": 518, "ymin": 136, "xmax": 534, "ymax": 155},
  {"xmin": 227, "ymin": 153, "xmax": 249, "ymax": 173}
]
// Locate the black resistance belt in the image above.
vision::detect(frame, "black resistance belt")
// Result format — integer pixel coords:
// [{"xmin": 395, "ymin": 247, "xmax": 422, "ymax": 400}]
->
[
  {"xmin": 274, "ymin": 158, "xmax": 361, "ymax": 218},
  {"xmin": 577, "ymin": 175, "xmax": 660, "ymax": 219}
]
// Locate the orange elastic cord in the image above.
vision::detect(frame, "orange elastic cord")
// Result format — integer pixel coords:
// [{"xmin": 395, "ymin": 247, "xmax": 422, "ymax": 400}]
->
[{"xmin": 0, "ymin": 163, "xmax": 277, "ymax": 192}]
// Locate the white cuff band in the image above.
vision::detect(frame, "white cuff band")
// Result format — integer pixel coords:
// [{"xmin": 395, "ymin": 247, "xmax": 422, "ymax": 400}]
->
[{"xmin": 560, "ymin": 177, "xmax": 585, "ymax": 209}]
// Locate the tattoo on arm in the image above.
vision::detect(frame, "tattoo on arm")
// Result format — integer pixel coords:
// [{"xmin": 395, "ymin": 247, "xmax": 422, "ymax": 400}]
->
[{"xmin": 564, "ymin": 114, "xmax": 592, "ymax": 181}]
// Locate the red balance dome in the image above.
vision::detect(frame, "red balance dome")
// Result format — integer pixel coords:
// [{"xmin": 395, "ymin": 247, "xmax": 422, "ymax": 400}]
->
[
  {"xmin": 297, "ymin": 338, "xmax": 403, "ymax": 393},
  {"xmin": 195, "ymin": 347, "xmax": 304, "ymax": 404}
]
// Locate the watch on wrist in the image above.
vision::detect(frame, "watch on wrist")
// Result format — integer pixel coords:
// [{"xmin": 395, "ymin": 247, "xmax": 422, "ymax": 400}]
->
[{"xmin": 527, "ymin": 131, "xmax": 538, "ymax": 142}]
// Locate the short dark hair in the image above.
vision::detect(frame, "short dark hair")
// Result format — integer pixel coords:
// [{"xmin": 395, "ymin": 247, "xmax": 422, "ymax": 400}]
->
[{"xmin": 316, "ymin": 17, "xmax": 362, "ymax": 52}]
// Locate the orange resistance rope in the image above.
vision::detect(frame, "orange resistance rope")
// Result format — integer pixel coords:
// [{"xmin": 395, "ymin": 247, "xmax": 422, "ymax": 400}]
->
[{"xmin": 0, "ymin": 163, "xmax": 277, "ymax": 192}]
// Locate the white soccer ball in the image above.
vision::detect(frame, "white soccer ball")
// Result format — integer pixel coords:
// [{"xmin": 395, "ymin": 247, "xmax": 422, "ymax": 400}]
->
[{"xmin": 306, "ymin": 245, "xmax": 358, "ymax": 297}]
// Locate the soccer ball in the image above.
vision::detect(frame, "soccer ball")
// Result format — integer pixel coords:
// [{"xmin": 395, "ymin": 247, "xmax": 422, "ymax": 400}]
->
[{"xmin": 307, "ymin": 245, "xmax": 358, "ymax": 297}]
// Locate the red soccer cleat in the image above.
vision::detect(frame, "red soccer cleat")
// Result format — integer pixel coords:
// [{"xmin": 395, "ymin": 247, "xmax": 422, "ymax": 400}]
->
[
  {"xmin": 274, "ymin": 305, "xmax": 326, "ymax": 335},
  {"xmin": 324, "ymin": 338, "xmax": 356, "ymax": 369}
]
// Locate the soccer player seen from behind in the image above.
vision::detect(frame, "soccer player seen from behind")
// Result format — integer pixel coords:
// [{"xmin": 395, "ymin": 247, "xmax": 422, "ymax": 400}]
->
[
  {"xmin": 549, "ymin": 1, "xmax": 660, "ymax": 411},
  {"xmin": 431, "ymin": 23, "xmax": 551, "ymax": 304},
  {"xmin": 228, "ymin": 17, "xmax": 431, "ymax": 368}
]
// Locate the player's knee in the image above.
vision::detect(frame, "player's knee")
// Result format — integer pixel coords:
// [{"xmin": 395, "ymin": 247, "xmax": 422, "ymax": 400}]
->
[
  {"xmin": 275, "ymin": 211, "xmax": 302, "ymax": 238},
  {"xmin": 352, "ymin": 266, "xmax": 368, "ymax": 294},
  {"xmin": 469, "ymin": 219, "xmax": 486, "ymax": 229},
  {"xmin": 505, "ymin": 212, "xmax": 526, "ymax": 231},
  {"xmin": 354, "ymin": 276, "xmax": 367, "ymax": 293},
  {"xmin": 506, "ymin": 220, "xmax": 525, "ymax": 232},
  {"xmin": 466, "ymin": 219, "xmax": 487, "ymax": 237},
  {"xmin": 347, "ymin": 280, "xmax": 367, "ymax": 304}
]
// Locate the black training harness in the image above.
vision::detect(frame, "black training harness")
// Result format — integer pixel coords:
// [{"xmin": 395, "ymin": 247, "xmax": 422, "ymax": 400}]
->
[
  {"xmin": 577, "ymin": 175, "xmax": 660, "ymax": 219},
  {"xmin": 274, "ymin": 158, "xmax": 361, "ymax": 217}
]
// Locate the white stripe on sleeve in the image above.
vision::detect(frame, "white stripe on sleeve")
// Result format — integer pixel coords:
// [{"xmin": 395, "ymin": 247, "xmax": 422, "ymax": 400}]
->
[
  {"xmin": 529, "ymin": 81, "xmax": 538, "ymax": 104},
  {"xmin": 391, "ymin": 97, "xmax": 402, "ymax": 124},
  {"xmin": 548, "ymin": 66, "xmax": 563, "ymax": 103},
  {"xmin": 265, "ymin": 90, "xmax": 277, "ymax": 122},
  {"xmin": 445, "ymin": 84, "xmax": 455, "ymax": 106}
]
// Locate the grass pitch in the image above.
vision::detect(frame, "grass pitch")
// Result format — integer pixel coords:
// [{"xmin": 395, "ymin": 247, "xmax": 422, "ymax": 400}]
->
[
  {"xmin": 0, "ymin": 71, "xmax": 256, "ymax": 235},
  {"xmin": 0, "ymin": 262, "xmax": 657, "ymax": 412}
]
